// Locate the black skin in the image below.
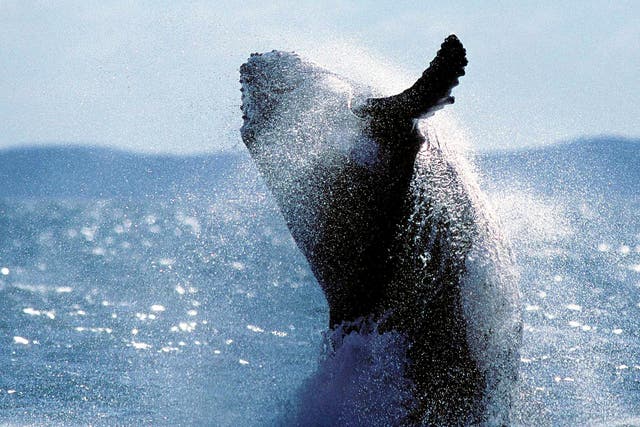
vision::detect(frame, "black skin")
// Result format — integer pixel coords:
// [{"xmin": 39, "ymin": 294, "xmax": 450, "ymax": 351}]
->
[
  {"xmin": 313, "ymin": 35, "xmax": 468, "ymax": 329},
  {"xmin": 305, "ymin": 36, "xmax": 488, "ymax": 425}
]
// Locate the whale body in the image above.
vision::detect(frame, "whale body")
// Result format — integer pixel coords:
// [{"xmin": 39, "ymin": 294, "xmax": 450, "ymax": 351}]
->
[{"xmin": 239, "ymin": 36, "xmax": 521, "ymax": 425}]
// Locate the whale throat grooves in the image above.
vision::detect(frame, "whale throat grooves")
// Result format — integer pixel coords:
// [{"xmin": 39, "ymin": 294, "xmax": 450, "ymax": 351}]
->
[{"xmin": 239, "ymin": 35, "xmax": 522, "ymax": 426}]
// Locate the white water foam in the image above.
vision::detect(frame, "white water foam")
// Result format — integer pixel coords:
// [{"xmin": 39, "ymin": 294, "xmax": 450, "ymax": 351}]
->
[{"xmin": 289, "ymin": 321, "xmax": 415, "ymax": 426}]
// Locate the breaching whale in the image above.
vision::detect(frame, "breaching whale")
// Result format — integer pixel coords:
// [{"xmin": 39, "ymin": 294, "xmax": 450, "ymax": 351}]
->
[{"xmin": 239, "ymin": 35, "xmax": 522, "ymax": 425}]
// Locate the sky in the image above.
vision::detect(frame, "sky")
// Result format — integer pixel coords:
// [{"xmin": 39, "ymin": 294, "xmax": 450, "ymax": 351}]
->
[{"xmin": 1, "ymin": 1, "xmax": 638, "ymax": 154}]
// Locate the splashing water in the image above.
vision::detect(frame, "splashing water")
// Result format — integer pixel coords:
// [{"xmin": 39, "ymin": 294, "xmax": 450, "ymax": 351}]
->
[{"xmin": 289, "ymin": 320, "xmax": 415, "ymax": 426}]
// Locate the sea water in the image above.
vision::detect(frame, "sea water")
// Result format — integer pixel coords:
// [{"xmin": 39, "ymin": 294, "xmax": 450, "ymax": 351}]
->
[{"xmin": 0, "ymin": 149, "xmax": 639, "ymax": 425}]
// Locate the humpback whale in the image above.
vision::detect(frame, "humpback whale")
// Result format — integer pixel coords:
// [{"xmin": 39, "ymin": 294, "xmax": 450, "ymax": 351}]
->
[{"xmin": 239, "ymin": 36, "xmax": 521, "ymax": 425}]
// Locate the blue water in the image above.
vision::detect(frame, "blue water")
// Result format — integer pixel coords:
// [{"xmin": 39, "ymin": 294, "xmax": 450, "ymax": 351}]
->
[
  {"xmin": 0, "ymin": 194, "xmax": 326, "ymax": 425},
  {"xmin": 1, "ymin": 143, "xmax": 639, "ymax": 425}
]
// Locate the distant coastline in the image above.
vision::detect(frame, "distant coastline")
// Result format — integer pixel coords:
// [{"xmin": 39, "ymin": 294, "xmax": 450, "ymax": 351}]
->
[{"xmin": 0, "ymin": 136, "xmax": 637, "ymax": 199}]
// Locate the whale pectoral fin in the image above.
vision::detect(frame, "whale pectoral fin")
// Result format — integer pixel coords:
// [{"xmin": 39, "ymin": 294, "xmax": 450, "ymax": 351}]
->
[{"xmin": 354, "ymin": 35, "xmax": 467, "ymax": 123}]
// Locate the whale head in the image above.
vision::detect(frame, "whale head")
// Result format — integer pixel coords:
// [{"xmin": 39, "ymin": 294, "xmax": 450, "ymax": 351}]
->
[
  {"xmin": 240, "ymin": 50, "xmax": 380, "ymax": 269},
  {"xmin": 240, "ymin": 50, "xmax": 378, "ymax": 174}
]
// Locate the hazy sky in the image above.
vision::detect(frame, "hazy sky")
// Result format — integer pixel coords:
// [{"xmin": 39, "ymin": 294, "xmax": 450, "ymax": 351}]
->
[{"xmin": 1, "ymin": 1, "xmax": 638, "ymax": 154}]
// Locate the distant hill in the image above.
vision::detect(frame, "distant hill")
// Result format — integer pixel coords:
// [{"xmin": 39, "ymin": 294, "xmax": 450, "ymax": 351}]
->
[
  {"xmin": 0, "ymin": 146, "xmax": 242, "ymax": 199},
  {"xmin": 476, "ymin": 136, "xmax": 640, "ymax": 197},
  {"xmin": 0, "ymin": 137, "xmax": 637, "ymax": 199}
]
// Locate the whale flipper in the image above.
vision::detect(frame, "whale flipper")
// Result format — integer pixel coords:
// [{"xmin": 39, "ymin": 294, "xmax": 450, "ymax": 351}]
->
[
  {"xmin": 239, "ymin": 35, "xmax": 521, "ymax": 425},
  {"xmin": 354, "ymin": 35, "xmax": 468, "ymax": 126}
]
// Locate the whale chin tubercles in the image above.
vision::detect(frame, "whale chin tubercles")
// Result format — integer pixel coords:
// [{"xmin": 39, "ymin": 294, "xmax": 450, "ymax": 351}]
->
[{"xmin": 353, "ymin": 34, "xmax": 468, "ymax": 134}]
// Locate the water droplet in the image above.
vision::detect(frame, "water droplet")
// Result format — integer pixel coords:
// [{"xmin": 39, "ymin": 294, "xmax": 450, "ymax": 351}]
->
[
  {"xmin": 151, "ymin": 304, "xmax": 166, "ymax": 312},
  {"xmin": 13, "ymin": 336, "xmax": 29, "ymax": 345}
]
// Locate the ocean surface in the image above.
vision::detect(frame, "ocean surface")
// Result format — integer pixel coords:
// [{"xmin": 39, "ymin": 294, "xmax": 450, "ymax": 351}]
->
[{"xmin": 1, "ymin": 139, "xmax": 639, "ymax": 426}]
